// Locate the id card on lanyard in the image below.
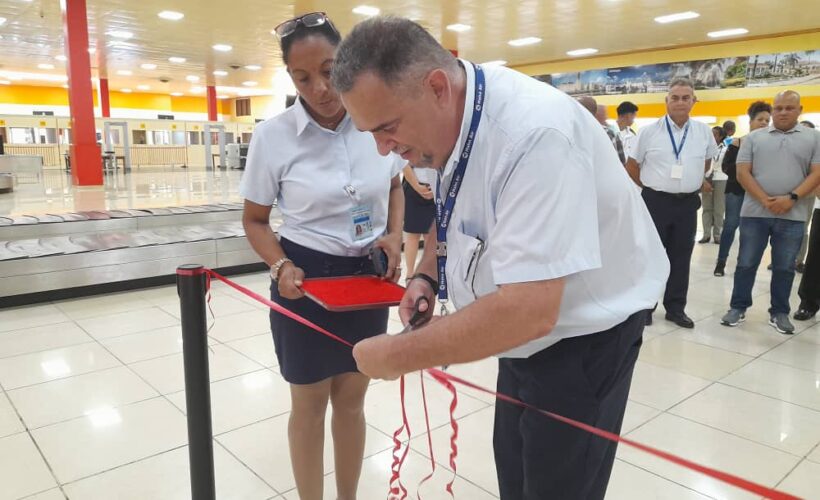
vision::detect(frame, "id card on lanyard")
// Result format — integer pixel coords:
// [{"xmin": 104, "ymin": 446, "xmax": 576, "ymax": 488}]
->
[
  {"xmin": 666, "ymin": 116, "xmax": 689, "ymax": 180},
  {"xmin": 434, "ymin": 63, "xmax": 485, "ymax": 315}
]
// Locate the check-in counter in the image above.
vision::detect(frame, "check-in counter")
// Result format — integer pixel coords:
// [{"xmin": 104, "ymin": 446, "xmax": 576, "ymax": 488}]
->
[{"xmin": 0, "ymin": 154, "xmax": 44, "ymax": 183}]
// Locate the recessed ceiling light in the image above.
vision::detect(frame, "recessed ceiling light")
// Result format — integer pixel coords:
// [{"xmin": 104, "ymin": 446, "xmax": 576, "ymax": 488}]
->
[
  {"xmin": 242, "ymin": 81, "xmax": 258, "ymax": 86},
  {"xmin": 169, "ymin": 56, "xmax": 186, "ymax": 63},
  {"xmin": 37, "ymin": 63, "xmax": 55, "ymax": 70},
  {"xmin": 212, "ymin": 44, "xmax": 232, "ymax": 52},
  {"xmin": 186, "ymin": 75, "xmax": 200, "ymax": 82},
  {"xmin": 116, "ymin": 69, "xmax": 132, "ymax": 76},
  {"xmin": 0, "ymin": 18, "xmax": 6, "ymax": 27},
  {"xmin": 55, "ymin": 55, "xmax": 67, "ymax": 62},
  {"xmin": 508, "ymin": 37, "xmax": 542, "ymax": 47},
  {"xmin": 158, "ymin": 10, "xmax": 184, "ymax": 21},
  {"xmin": 140, "ymin": 63, "xmax": 157, "ymax": 70},
  {"xmin": 62, "ymin": 84, "xmax": 69, "ymax": 88},
  {"xmin": 567, "ymin": 48, "xmax": 599, "ymax": 57},
  {"xmin": 0, "ymin": 80, "xmax": 11, "ymax": 85},
  {"xmin": 483, "ymin": 60, "xmax": 507, "ymax": 66},
  {"xmin": 446, "ymin": 23, "xmax": 472, "ymax": 32},
  {"xmin": 654, "ymin": 11, "xmax": 700, "ymax": 24},
  {"xmin": 137, "ymin": 84, "xmax": 150, "ymax": 90},
  {"xmin": 707, "ymin": 28, "xmax": 749, "ymax": 38},
  {"xmin": 213, "ymin": 70, "xmax": 228, "ymax": 76},
  {"xmin": 352, "ymin": 5, "xmax": 380, "ymax": 16},
  {"xmin": 190, "ymin": 86, "xmax": 205, "ymax": 93},
  {"xmin": 107, "ymin": 30, "xmax": 133, "ymax": 39},
  {"xmin": 88, "ymin": 47, "xmax": 96, "ymax": 54},
  {"xmin": 217, "ymin": 95, "xmax": 229, "ymax": 99},
  {"xmin": 0, "ymin": 70, "xmax": 67, "ymax": 82},
  {"xmin": 120, "ymin": 88, "xmax": 132, "ymax": 93},
  {"xmin": 170, "ymin": 92, "xmax": 184, "ymax": 96},
  {"xmin": 244, "ymin": 65, "xmax": 261, "ymax": 71}
]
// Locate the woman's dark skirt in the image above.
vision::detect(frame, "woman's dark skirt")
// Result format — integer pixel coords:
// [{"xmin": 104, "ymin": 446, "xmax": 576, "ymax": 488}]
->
[
  {"xmin": 270, "ymin": 238, "xmax": 389, "ymax": 385},
  {"xmin": 402, "ymin": 179, "xmax": 436, "ymax": 234}
]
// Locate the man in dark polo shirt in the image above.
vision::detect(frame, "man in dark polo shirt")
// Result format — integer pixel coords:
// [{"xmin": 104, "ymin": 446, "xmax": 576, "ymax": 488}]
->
[{"xmin": 721, "ymin": 91, "xmax": 820, "ymax": 334}]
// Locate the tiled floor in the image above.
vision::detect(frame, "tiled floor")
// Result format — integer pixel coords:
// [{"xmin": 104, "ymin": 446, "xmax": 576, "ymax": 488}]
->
[{"xmin": 1, "ymin": 242, "xmax": 819, "ymax": 499}]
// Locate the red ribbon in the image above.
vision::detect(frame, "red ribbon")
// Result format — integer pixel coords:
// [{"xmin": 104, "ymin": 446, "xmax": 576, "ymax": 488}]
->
[{"xmin": 176, "ymin": 268, "xmax": 803, "ymax": 500}]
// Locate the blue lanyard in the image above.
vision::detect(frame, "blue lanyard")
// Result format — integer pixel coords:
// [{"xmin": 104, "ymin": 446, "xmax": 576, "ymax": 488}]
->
[
  {"xmin": 434, "ymin": 63, "xmax": 485, "ymax": 306},
  {"xmin": 665, "ymin": 116, "xmax": 690, "ymax": 162}
]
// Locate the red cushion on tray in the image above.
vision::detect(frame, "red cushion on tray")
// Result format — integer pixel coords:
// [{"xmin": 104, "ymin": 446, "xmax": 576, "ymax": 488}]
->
[{"xmin": 301, "ymin": 275, "xmax": 406, "ymax": 311}]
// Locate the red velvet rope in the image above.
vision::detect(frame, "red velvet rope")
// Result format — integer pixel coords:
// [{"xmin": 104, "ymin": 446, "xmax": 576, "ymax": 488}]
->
[{"xmin": 176, "ymin": 268, "xmax": 803, "ymax": 500}]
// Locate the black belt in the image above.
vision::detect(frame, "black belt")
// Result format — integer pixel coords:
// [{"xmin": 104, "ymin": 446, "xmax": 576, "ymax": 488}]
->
[{"xmin": 643, "ymin": 186, "xmax": 700, "ymax": 199}]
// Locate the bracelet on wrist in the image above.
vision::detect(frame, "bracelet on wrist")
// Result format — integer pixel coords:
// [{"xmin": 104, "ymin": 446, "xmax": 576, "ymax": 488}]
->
[
  {"xmin": 270, "ymin": 257, "xmax": 293, "ymax": 282},
  {"xmin": 410, "ymin": 272, "xmax": 438, "ymax": 291}
]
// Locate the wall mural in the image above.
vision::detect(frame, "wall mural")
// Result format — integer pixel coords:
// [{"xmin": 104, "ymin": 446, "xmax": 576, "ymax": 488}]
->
[{"xmin": 534, "ymin": 49, "xmax": 819, "ymax": 96}]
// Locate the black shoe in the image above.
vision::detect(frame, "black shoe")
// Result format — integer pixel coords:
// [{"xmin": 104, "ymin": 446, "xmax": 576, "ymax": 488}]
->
[
  {"xmin": 713, "ymin": 260, "xmax": 726, "ymax": 277},
  {"xmin": 794, "ymin": 308, "xmax": 818, "ymax": 321},
  {"xmin": 646, "ymin": 313, "xmax": 653, "ymax": 326},
  {"xmin": 697, "ymin": 236, "xmax": 711, "ymax": 244},
  {"xmin": 665, "ymin": 312, "xmax": 695, "ymax": 329},
  {"xmin": 796, "ymin": 262, "xmax": 805, "ymax": 273}
]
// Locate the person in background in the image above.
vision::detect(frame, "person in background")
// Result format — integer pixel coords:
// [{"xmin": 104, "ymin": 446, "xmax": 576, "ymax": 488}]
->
[
  {"xmin": 720, "ymin": 90, "xmax": 820, "ymax": 335},
  {"xmin": 794, "ymin": 182, "xmax": 820, "ymax": 321},
  {"xmin": 714, "ymin": 101, "xmax": 772, "ymax": 276},
  {"xmin": 578, "ymin": 97, "xmax": 627, "ymax": 164},
  {"xmin": 402, "ymin": 164, "xmax": 436, "ymax": 278},
  {"xmin": 795, "ymin": 120, "xmax": 818, "ymax": 272},
  {"xmin": 617, "ymin": 101, "xmax": 639, "ymax": 158},
  {"xmin": 626, "ymin": 78, "xmax": 718, "ymax": 328},
  {"xmin": 699, "ymin": 126, "xmax": 728, "ymax": 244},
  {"xmin": 722, "ymin": 120, "xmax": 737, "ymax": 146},
  {"xmin": 240, "ymin": 13, "xmax": 405, "ymax": 500}
]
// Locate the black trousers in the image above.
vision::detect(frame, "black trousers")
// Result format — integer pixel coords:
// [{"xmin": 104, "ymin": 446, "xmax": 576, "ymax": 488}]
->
[
  {"xmin": 641, "ymin": 188, "xmax": 701, "ymax": 314},
  {"xmin": 798, "ymin": 209, "xmax": 820, "ymax": 313},
  {"xmin": 493, "ymin": 310, "xmax": 647, "ymax": 500}
]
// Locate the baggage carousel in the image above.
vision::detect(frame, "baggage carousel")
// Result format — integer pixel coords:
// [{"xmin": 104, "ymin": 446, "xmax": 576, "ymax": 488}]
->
[{"xmin": 0, "ymin": 203, "xmax": 278, "ymax": 307}]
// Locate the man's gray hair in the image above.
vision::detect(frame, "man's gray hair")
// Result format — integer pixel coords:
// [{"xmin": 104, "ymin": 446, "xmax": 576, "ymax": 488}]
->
[
  {"xmin": 668, "ymin": 77, "xmax": 695, "ymax": 91},
  {"xmin": 331, "ymin": 16, "xmax": 459, "ymax": 93}
]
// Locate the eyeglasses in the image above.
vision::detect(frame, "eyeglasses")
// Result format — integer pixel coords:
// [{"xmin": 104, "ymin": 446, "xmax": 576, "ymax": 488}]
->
[{"xmin": 273, "ymin": 12, "xmax": 337, "ymax": 39}]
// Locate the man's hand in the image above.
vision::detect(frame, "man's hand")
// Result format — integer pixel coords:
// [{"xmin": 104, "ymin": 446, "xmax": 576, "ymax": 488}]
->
[
  {"xmin": 399, "ymin": 277, "xmax": 435, "ymax": 326},
  {"xmin": 277, "ymin": 262, "xmax": 305, "ymax": 299},
  {"xmin": 353, "ymin": 334, "xmax": 403, "ymax": 380},
  {"xmin": 766, "ymin": 196, "xmax": 795, "ymax": 215},
  {"xmin": 702, "ymin": 180, "xmax": 713, "ymax": 194},
  {"xmin": 373, "ymin": 232, "xmax": 403, "ymax": 283}
]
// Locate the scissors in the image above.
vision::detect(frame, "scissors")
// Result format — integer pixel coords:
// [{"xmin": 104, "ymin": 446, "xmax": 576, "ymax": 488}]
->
[{"xmin": 400, "ymin": 296, "xmax": 432, "ymax": 334}]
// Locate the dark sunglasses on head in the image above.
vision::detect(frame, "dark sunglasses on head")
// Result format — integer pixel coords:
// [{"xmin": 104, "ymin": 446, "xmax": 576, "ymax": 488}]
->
[{"xmin": 273, "ymin": 12, "xmax": 337, "ymax": 39}]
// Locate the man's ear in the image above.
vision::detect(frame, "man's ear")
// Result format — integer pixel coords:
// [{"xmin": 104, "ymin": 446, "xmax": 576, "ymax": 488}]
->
[{"xmin": 426, "ymin": 69, "xmax": 451, "ymax": 106}]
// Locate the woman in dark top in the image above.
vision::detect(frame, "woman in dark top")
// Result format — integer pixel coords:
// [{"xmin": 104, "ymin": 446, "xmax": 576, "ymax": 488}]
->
[{"xmin": 714, "ymin": 101, "xmax": 772, "ymax": 276}]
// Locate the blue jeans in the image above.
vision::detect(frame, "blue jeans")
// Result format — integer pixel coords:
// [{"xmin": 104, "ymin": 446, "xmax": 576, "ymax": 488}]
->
[
  {"xmin": 717, "ymin": 192, "xmax": 744, "ymax": 262},
  {"xmin": 730, "ymin": 217, "xmax": 805, "ymax": 315}
]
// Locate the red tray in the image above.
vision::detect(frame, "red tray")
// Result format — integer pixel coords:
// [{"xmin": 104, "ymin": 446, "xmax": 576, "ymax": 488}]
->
[{"xmin": 301, "ymin": 275, "xmax": 406, "ymax": 312}]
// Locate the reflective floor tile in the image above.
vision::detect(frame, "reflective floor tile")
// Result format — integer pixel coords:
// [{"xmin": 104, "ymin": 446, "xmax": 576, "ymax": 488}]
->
[
  {"xmin": 129, "ymin": 344, "xmax": 262, "ymax": 394},
  {"xmin": 0, "ymin": 322, "xmax": 92, "ymax": 359},
  {"xmin": 8, "ymin": 366, "xmax": 158, "ymax": 429},
  {"xmin": 205, "ymin": 310, "xmax": 271, "ymax": 343},
  {"xmin": 669, "ymin": 383, "xmax": 820, "ymax": 456},
  {"xmin": 76, "ymin": 307, "xmax": 178, "ymax": 341},
  {"xmin": 721, "ymin": 359, "xmax": 820, "ymax": 411},
  {"xmin": 0, "ymin": 433, "xmax": 59, "ymax": 499},
  {"xmin": 0, "ymin": 304, "xmax": 70, "ymax": 334},
  {"xmin": 55, "ymin": 294, "xmax": 155, "ymax": 321},
  {"xmin": 639, "ymin": 335, "xmax": 753, "ymax": 380},
  {"xmin": 0, "ymin": 343, "xmax": 121, "ymax": 390},
  {"xmin": 99, "ymin": 326, "xmax": 183, "ymax": 364},
  {"xmin": 161, "ymin": 293, "xmax": 256, "ymax": 320},
  {"xmin": 628, "ymin": 361, "xmax": 712, "ymax": 410},
  {"xmin": 445, "ymin": 357, "xmax": 500, "ymax": 405},
  {"xmin": 0, "ymin": 391, "xmax": 24, "ymax": 438},
  {"xmin": 32, "ymin": 398, "xmax": 188, "ymax": 483},
  {"xmin": 761, "ymin": 339, "xmax": 820, "ymax": 372},
  {"xmin": 618, "ymin": 413, "xmax": 799, "ymax": 500},
  {"xmin": 621, "ymin": 400, "xmax": 662, "ymax": 434},
  {"xmin": 775, "ymin": 459, "xmax": 820, "ymax": 500},
  {"xmin": 224, "ymin": 334, "xmax": 278, "ymax": 368},
  {"xmin": 669, "ymin": 316, "xmax": 788, "ymax": 357},
  {"xmin": 62, "ymin": 443, "xmax": 275, "ymax": 500},
  {"xmin": 604, "ymin": 460, "xmax": 711, "ymax": 499}
]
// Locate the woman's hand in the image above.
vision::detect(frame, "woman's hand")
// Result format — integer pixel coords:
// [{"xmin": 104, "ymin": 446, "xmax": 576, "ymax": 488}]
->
[
  {"xmin": 373, "ymin": 232, "xmax": 403, "ymax": 282},
  {"xmin": 414, "ymin": 182, "xmax": 434, "ymax": 201},
  {"xmin": 277, "ymin": 262, "xmax": 306, "ymax": 299}
]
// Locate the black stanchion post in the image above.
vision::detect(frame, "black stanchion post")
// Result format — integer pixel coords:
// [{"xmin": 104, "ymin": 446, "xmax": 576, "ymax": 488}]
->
[{"xmin": 177, "ymin": 264, "xmax": 216, "ymax": 500}]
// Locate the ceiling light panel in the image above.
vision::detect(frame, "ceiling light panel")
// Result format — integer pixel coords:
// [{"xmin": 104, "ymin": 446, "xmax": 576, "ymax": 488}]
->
[
  {"xmin": 158, "ymin": 11, "xmax": 184, "ymax": 21},
  {"xmin": 508, "ymin": 37, "xmax": 542, "ymax": 47},
  {"xmin": 654, "ymin": 11, "xmax": 700, "ymax": 24}
]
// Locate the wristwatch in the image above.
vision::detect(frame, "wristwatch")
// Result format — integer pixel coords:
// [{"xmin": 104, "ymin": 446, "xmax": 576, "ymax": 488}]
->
[
  {"xmin": 270, "ymin": 257, "xmax": 293, "ymax": 281},
  {"xmin": 789, "ymin": 191, "xmax": 799, "ymax": 201}
]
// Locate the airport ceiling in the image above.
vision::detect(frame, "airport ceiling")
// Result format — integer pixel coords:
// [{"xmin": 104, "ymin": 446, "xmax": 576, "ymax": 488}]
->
[{"xmin": 0, "ymin": 0, "xmax": 817, "ymax": 97}]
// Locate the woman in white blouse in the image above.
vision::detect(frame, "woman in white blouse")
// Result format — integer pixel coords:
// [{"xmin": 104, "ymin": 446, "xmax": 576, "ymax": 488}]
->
[{"xmin": 239, "ymin": 13, "xmax": 404, "ymax": 500}]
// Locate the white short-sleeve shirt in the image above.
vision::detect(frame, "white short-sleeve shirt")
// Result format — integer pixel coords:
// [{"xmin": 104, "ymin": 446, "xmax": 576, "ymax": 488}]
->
[
  {"xmin": 630, "ymin": 116, "xmax": 718, "ymax": 193},
  {"xmin": 240, "ymin": 98, "xmax": 404, "ymax": 257},
  {"xmin": 619, "ymin": 127, "xmax": 637, "ymax": 159},
  {"xmin": 438, "ymin": 61, "xmax": 670, "ymax": 358}
]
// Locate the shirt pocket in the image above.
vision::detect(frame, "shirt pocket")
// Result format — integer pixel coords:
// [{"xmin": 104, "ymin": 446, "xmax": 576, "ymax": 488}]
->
[{"xmin": 446, "ymin": 229, "xmax": 494, "ymax": 309}]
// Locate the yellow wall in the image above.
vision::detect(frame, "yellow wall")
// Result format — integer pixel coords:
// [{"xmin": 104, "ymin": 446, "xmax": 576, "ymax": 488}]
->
[{"xmin": 512, "ymin": 31, "xmax": 820, "ymax": 121}]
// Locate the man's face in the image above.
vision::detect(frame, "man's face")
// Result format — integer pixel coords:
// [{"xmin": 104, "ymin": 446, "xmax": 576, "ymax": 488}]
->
[
  {"xmin": 665, "ymin": 85, "xmax": 695, "ymax": 119},
  {"xmin": 621, "ymin": 112, "xmax": 636, "ymax": 127},
  {"xmin": 340, "ymin": 70, "xmax": 454, "ymax": 169},
  {"xmin": 771, "ymin": 94, "xmax": 802, "ymax": 131}
]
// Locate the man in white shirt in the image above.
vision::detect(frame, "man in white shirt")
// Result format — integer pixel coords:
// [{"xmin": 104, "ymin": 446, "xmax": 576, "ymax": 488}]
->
[
  {"xmin": 626, "ymin": 79, "xmax": 718, "ymax": 328},
  {"xmin": 617, "ymin": 101, "xmax": 639, "ymax": 158},
  {"xmin": 331, "ymin": 16, "xmax": 669, "ymax": 500}
]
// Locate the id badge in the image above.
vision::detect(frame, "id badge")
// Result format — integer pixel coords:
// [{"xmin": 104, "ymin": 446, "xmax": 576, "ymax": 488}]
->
[
  {"xmin": 670, "ymin": 163, "xmax": 684, "ymax": 179},
  {"xmin": 350, "ymin": 204, "xmax": 374, "ymax": 241}
]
